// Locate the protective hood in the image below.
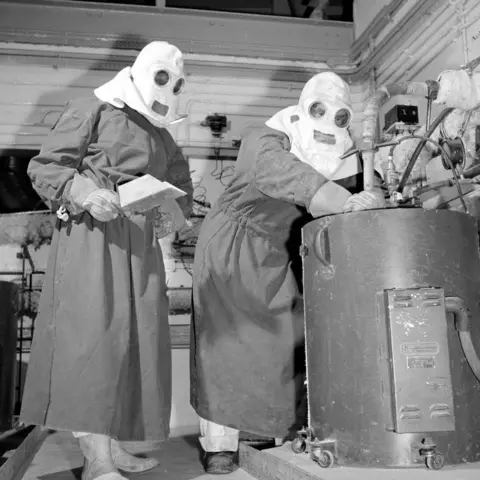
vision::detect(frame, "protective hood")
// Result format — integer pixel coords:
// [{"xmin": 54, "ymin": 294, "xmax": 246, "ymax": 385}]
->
[
  {"xmin": 266, "ymin": 71, "xmax": 359, "ymax": 180},
  {"xmin": 95, "ymin": 41, "xmax": 187, "ymax": 128}
]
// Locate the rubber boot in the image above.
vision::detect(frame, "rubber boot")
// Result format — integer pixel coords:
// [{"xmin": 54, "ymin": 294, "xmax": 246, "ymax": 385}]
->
[
  {"xmin": 110, "ymin": 438, "xmax": 160, "ymax": 473},
  {"xmin": 78, "ymin": 434, "xmax": 127, "ymax": 480},
  {"xmin": 204, "ymin": 451, "xmax": 239, "ymax": 474}
]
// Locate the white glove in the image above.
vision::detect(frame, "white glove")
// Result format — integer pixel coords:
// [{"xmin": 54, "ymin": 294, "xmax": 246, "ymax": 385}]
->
[
  {"xmin": 343, "ymin": 191, "xmax": 385, "ymax": 213},
  {"xmin": 82, "ymin": 189, "xmax": 122, "ymax": 222}
]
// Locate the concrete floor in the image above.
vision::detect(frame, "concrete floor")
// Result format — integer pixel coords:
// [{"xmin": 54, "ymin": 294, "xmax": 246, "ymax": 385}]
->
[
  {"xmin": 7, "ymin": 431, "xmax": 255, "ymax": 480},
  {"xmin": 7, "ymin": 430, "xmax": 480, "ymax": 480}
]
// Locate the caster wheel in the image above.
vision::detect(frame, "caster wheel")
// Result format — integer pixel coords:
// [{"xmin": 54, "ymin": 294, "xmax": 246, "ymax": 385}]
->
[
  {"xmin": 425, "ymin": 453, "xmax": 445, "ymax": 470},
  {"xmin": 312, "ymin": 449, "xmax": 335, "ymax": 468},
  {"xmin": 291, "ymin": 436, "xmax": 306, "ymax": 454}
]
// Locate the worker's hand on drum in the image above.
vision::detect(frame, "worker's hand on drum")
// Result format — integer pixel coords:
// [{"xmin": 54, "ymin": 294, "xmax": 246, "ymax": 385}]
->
[
  {"xmin": 343, "ymin": 190, "xmax": 385, "ymax": 213},
  {"xmin": 82, "ymin": 189, "xmax": 123, "ymax": 222}
]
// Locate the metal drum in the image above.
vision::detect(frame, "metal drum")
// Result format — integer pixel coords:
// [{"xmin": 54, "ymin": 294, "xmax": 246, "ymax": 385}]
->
[{"xmin": 301, "ymin": 208, "xmax": 480, "ymax": 468}]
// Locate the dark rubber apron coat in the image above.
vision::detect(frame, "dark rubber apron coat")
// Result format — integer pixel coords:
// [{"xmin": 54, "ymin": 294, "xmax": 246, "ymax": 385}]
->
[
  {"xmin": 190, "ymin": 127, "xmax": 381, "ymax": 438},
  {"xmin": 20, "ymin": 97, "xmax": 193, "ymax": 441}
]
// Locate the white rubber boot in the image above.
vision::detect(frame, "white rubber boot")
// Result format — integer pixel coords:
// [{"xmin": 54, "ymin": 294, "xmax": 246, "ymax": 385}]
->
[
  {"xmin": 78, "ymin": 434, "xmax": 127, "ymax": 480},
  {"xmin": 110, "ymin": 439, "xmax": 160, "ymax": 473}
]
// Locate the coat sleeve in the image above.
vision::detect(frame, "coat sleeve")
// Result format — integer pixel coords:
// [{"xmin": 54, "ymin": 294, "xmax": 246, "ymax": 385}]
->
[
  {"xmin": 165, "ymin": 145, "xmax": 194, "ymax": 219},
  {"xmin": 27, "ymin": 103, "xmax": 99, "ymax": 215},
  {"xmin": 252, "ymin": 129, "xmax": 351, "ymax": 214}
]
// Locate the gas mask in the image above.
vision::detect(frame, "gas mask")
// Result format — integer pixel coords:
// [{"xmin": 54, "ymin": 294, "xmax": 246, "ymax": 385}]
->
[
  {"xmin": 94, "ymin": 41, "xmax": 187, "ymax": 128},
  {"xmin": 131, "ymin": 42, "xmax": 186, "ymax": 126},
  {"xmin": 266, "ymin": 72, "xmax": 357, "ymax": 180}
]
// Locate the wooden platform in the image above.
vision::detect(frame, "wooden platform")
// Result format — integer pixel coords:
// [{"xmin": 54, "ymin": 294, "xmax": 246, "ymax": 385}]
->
[
  {"xmin": 0, "ymin": 427, "xmax": 49, "ymax": 480},
  {"xmin": 239, "ymin": 442, "xmax": 480, "ymax": 480}
]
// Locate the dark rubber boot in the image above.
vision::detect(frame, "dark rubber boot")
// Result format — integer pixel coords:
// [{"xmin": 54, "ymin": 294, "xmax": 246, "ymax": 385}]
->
[{"xmin": 204, "ymin": 451, "xmax": 239, "ymax": 474}]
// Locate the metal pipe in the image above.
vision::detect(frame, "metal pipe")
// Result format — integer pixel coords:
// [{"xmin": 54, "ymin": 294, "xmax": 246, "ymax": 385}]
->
[
  {"xmin": 379, "ymin": 0, "xmax": 480, "ymax": 85},
  {"xmin": 396, "ymin": 108, "xmax": 453, "ymax": 194},
  {"xmin": 393, "ymin": 133, "xmax": 469, "ymax": 212},
  {"xmin": 348, "ymin": 0, "xmax": 445, "ymax": 81},
  {"xmin": 377, "ymin": 0, "xmax": 459, "ymax": 84},
  {"xmin": 425, "ymin": 96, "xmax": 432, "ymax": 131},
  {"xmin": 446, "ymin": 296, "xmax": 480, "ymax": 383},
  {"xmin": 414, "ymin": 177, "xmax": 473, "ymax": 196},
  {"xmin": 349, "ymin": 0, "xmax": 409, "ymax": 61},
  {"xmin": 360, "ymin": 81, "xmax": 433, "ymax": 191}
]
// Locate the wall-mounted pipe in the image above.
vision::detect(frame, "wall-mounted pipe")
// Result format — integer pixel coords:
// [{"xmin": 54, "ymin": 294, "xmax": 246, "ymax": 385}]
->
[
  {"xmin": 346, "ymin": 0, "xmax": 446, "ymax": 82},
  {"xmin": 360, "ymin": 81, "xmax": 435, "ymax": 191},
  {"xmin": 379, "ymin": 0, "xmax": 480, "ymax": 86},
  {"xmin": 376, "ymin": 0, "xmax": 456, "ymax": 85},
  {"xmin": 349, "ymin": 0, "xmax": 409, "ymax": 61},
  {"xmin": 446, "ymin": 296, "xmax": 480, "ymax": 383}
]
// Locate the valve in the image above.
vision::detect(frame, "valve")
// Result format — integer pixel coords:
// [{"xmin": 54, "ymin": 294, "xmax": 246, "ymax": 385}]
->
[{"xmin": 439, "ymin": 137, "xmax": 465, "ymax": 170}]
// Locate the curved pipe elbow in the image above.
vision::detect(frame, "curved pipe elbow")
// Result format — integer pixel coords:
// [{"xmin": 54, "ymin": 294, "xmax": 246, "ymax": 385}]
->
[
  {"xmin": 361, "ymin": 81, "xmax": 440, "ymax": 143},
  {"xmin": 445, "ymin": 296, "xmax": 471, "ymax": 332},
  {"xmin": 446, "ymin": 296, "xmax": 480, "ymax": 382}
]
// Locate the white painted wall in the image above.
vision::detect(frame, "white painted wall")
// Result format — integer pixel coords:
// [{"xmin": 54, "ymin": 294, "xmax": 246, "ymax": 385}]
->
[
  {"xmin": 0, "ymin": 61, "xmax": 370, "ymax": 153},
  {"xmin": 0, "ymin": 64, "xmax": 293, "ymax": 150},
  {"xmin": 0, "ymin": 61, "xmax": 370, "ymax": 149}
]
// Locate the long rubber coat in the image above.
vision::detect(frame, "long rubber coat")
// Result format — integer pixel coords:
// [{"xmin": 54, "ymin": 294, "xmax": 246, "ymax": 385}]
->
[
  {"xmin": 190, "ymin": 127, "xmax": 381, "ymax": 438},
  {"xmin": 20, "ymin": 97, "xmax": 193, "ymax": 441}
]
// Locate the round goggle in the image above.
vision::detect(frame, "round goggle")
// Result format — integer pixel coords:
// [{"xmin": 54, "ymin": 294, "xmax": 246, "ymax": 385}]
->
[
  {"xmin": 154, "ymin": 70, "xmax": 185, "ymax": 95},
  {"xmin": 308, "ymin": 101, "xmax": 351, "ymax": 128}
]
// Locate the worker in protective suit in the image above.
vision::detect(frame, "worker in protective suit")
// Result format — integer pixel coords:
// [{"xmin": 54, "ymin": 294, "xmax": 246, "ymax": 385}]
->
[
  {"xmin": 20, "ymin": 41, "xmax": 193, "ymax": 480},
  {"xmin": 190, "ymin": 71, "xmax": 386, "ymax": 474}
]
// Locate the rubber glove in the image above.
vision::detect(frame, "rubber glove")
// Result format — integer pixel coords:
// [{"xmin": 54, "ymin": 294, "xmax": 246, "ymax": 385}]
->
[
  {"xmin": 342, "ymin": 191, "xmax": 385, "ymax": 213},
  {"xmin": 82, "ymin": 189, "xmax": 122, "ymax": 222}
]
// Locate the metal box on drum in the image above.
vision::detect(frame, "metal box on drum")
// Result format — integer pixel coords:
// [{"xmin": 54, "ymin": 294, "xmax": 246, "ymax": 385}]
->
[{"xmin": 297, "ymin": 208, "xmax": 480, "ymax": 469}]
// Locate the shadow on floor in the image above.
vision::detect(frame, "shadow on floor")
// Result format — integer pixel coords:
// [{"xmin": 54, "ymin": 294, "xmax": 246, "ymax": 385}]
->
[
  {"xmin": 183, "ymin": 434, "xmax": 204, "ymax": 465},
  {"xmin": 38, "ymin": 467, "xmax": 82, "ymax": 480}
]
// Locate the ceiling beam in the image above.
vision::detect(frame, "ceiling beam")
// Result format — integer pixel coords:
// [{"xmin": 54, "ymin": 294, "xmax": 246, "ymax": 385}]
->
[{"xmin": 0, "ymin": 0, "xmax": 353, "ymax": 65}]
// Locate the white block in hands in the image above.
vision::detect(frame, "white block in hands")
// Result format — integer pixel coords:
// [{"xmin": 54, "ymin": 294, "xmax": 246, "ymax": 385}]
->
[{"xmin": 117, "ymin": 174, "xmax": 187, "ymax": 215}]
